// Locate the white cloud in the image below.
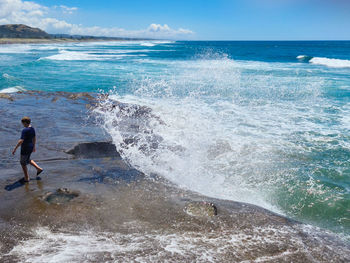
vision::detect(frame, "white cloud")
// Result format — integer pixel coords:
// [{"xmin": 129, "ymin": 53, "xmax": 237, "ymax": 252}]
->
[
  {"xmin": 54, "ymin": 5, "xmax": 78, "ymax": 15},
  {"xmin": 148, "ymin": 23, "xmax": 170, "ymax": 32},
  {"xmin": 0, "ymin": 0, "xmax": 194, "ymax": 39},
  {"xmin": 69, "ymin": 23, "xmax": 194, "ymax": 39}
]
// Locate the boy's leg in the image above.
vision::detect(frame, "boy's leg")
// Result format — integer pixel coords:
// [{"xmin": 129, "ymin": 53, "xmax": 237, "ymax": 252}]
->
[
  {"xmin": 30, "ymin": 160, "xmax": 43, "ymax": 174},
  {"xmin": 21, "ymin": 164, "xmax": 30, "ymax": 182},
  {"xmin": 20, "ymin": 154, "xmax": 30, "ymax": 182}
]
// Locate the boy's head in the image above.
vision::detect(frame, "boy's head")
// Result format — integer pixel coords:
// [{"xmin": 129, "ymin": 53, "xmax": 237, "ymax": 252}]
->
[{"xmin": 21, "ymin": 116, "xmax": 31, "ymax": 126}]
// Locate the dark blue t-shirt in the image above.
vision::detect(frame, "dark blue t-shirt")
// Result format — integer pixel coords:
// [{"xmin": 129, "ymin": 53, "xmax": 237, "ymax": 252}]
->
[{"xmin": 20, "ymin": 127, "xmax": 35, "ymax": 155}]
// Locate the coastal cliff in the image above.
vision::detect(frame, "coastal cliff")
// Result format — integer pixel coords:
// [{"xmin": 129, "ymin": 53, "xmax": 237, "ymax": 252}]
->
[
  {"xmin": 0, "ymin": 24, "xmax": 51, "ymax": 39},
  {"xmin": 0, "ymin": 24, "xmax": 151, "ymax": 44}
]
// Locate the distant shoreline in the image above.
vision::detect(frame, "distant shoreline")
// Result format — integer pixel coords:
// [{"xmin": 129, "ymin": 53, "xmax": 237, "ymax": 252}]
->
[{"xmin": 0, "ymin": 38, "xmax": 133, "ymax": 45}]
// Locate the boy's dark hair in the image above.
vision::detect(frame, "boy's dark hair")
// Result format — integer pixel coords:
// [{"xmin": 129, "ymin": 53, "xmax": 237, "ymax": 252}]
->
[{"xmin": 21, "ymin": 116, "xmax": 31, "ymax": 124}]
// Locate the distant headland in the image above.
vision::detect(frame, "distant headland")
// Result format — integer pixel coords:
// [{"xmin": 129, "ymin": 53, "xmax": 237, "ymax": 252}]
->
[{"xmin": 0, "ymin": 24, "xmax": 150, "ymax": 44}]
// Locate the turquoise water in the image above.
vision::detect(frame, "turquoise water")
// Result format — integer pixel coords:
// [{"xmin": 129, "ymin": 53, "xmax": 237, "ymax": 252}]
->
[{"xmin": 1, "ymin": 41, "xmax": 350, "ymax": 237}]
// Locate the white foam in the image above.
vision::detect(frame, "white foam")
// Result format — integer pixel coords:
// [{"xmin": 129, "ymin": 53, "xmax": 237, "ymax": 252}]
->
[
  {"xmin": 33, "ymin": 45, "xmax": 60, "ymax": 51},
  {"xmin": 40, "ymin": 50, "xmax": 95, "ymax": 61},
  {"xmin": 0, "ymin": 86, "xmax": 25, "ymax": 93},
  {"xmin": 140, "ymin": 41, "xmax": 175, "ymax": 47},
  {"xmin": 297, "ymin": 55, "xmax": 306, "ymax": 59},
  {"xmin": 137, "ymin": 56, "xmax": 301, "ymax": 72},
  {"xmin": 89, "ymin": 49, "xmax": 166, "ymax": 54},
  {"xmin": 0, "ymin": 44, "xmax": 64, "ymax": 54},
  {"xmin": 71, "ymin": 40, "xmax": 172, "ymax": 47},
  {"xmin": 310, "ymin": 57, "xmax": 350, "ymax": 68},
  {"xmin": 2, "ymin": 73, "xmax": 13, "ymax": 79},
  {"xmin": 141, "ymin": 42, "xmax": 156, "ymax": 47},
  {"xmin": 153, "ymin": 40, "xmax": 175, "ymax": 44},
  {"xmin": 5, "ymin": 225, "xmax": 315, "ymax": 262},
  {"xmin": 71, "ymin": 41, "xmax": 131, "ymax": 47},
  {"xmin": 0, "ymin": 44, "xmax": 33, "ymax": 53},
  {"xmin": 40, "ymin": 50, "xmax": 145, "ymax": 61}
]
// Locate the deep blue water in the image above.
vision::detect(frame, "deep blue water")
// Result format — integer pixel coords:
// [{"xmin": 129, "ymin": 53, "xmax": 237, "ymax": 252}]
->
[{"xmin": 1, "ymin": 40, "xmax": 350, "ymax": 237}]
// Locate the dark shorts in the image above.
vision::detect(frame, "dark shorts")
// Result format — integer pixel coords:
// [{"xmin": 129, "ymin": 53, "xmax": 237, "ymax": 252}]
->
[{"xmin": 20, "ymin": 153, "xmax": 32, "ymax": 165}]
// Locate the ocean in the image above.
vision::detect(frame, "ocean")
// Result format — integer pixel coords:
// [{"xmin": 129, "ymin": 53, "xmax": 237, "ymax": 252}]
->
[{"xmin": 1, "ymin": 40, "xmax": 350, "ymax": 240}]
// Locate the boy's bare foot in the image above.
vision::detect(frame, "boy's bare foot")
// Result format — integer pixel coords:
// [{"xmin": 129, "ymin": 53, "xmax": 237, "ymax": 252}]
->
[{"xmin": 36, "ymin": 169, "xmax": 43, "ymax": 176}]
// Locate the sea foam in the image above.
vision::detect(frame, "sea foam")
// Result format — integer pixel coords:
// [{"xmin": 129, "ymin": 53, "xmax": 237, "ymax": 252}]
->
[
  {"xmin": 5, "ymin": 224, "xmax": 331, "ymax": 263},
  {"xmin": 140, "ymin": 42, "xmax": 156, "ymax": 47},
  {"xmin": 40, "ymin": 50, "xmax": 144, "ymax": 61},
  {"xmin": 2, "ymin": 73, "xmax": 14, "ymax": 80},
  {"xmin": 41, "ymin": 50, "xmax": 98, "ymax": 61},
  {"xmin": 0, "ymin": 44, "xmax": 32, "ymax": 53}
]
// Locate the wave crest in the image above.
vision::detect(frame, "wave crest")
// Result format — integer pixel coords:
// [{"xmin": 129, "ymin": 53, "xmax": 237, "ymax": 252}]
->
[
  {"xmin": 310, "ymin": 57, "xmax": 350, "ymax": 68},
  {"xmin": 296, "ymin": 55, "xmax": 312, "ymax": 62},
  {"xmin": 0, "ymin": 86, "xmax": 25, "ymax": 93},
  {"xmin": 298, "ymin": 55, "xmax": 350, "ymax": 68}
]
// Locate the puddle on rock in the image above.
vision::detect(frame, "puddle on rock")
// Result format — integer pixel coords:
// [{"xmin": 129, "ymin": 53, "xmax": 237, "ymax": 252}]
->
[{"xmin": 43, "ymin": 188, "xmax": 80, "ymax": 205}]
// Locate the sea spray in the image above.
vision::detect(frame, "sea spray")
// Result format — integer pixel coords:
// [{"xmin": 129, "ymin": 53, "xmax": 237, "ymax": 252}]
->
[{"xmin": 94, "ymin": 48, "xmax": 350, "ymax": 236}]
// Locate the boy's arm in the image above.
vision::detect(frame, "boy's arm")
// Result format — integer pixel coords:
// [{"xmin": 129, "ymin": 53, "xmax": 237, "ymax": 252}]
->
[
  {"xmin": 33, "ymin": 136, "xmax": 36, "ymax": 152},
  {"xmin": 12, "ymin": 139, "xmax": 23, "ymax": 155}
]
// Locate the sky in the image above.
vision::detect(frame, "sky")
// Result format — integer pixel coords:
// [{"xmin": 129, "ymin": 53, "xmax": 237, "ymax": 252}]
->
[{"xmin": 0, "ymin": 0, "xmax": 350, "ymax": 40}]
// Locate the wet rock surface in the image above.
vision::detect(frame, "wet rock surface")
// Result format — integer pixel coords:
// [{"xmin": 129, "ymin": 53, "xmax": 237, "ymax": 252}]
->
[{"xmin": 0, "ymin": 91, "xmax": 349, "ymax": 262}]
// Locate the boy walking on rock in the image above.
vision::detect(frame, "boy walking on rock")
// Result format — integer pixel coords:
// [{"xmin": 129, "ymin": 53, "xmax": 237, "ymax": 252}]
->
[{"xmin": 12, "ymin": 117, "xmax": 43, "ymax": 182}]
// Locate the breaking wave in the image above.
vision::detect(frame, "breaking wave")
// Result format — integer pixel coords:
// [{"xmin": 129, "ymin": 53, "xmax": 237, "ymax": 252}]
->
[
  {"xmin": 94, "ymin": 54, "xmax": 332, "ymax": 218},
  {"xmin": 297, "ymin": 55, "xmax": 350, "ymax": 68},
  {"xmin": 0, "ymin": 86, "xmax": 25, "ymax": 93},
  {"xmin": 310, "ymin": 57, "xmax": 350, "ymax": 68}
]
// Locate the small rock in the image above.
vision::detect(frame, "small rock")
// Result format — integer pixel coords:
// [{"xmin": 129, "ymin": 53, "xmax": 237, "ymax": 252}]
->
[
  {"xmin": 184, "ymin": 201, "xmax": 218, "ymax": 217},
  {"xmin": 0, "ymin": 93, "xmax": 14, "ymax": 101},
  {"xmin": 65, "ymin": 141, "xmax": 120, "ymax": 159},
  {"xmin": 67, "ymin": 92, "xmax": 94, "ymax": 101}
]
